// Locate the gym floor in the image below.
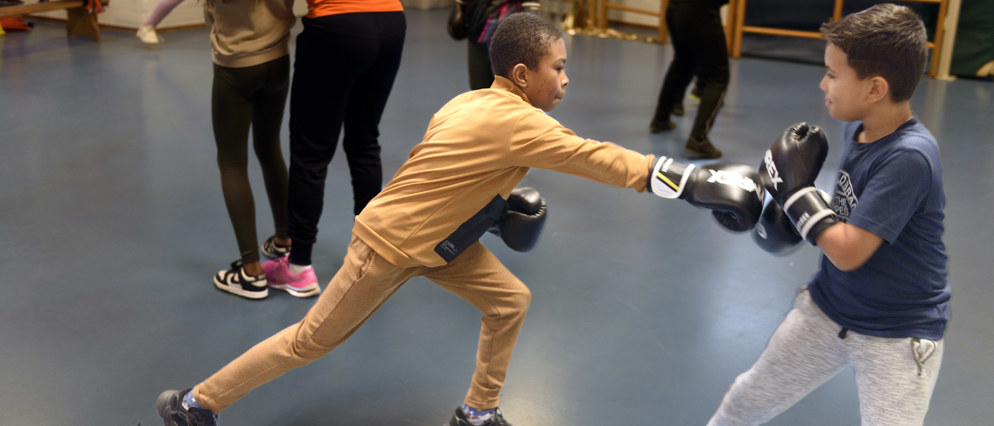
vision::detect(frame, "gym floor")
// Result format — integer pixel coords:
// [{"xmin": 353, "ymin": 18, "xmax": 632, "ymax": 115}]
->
[{"xmin": 1, "ymin": 8, "xmax": 991, "ymax": 426}]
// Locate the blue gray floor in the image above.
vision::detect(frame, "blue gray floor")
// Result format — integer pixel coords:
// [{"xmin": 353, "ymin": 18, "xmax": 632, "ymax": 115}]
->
[{"xmin": 2, "ymin": 9, "xmax": 992, "ymax": 426}]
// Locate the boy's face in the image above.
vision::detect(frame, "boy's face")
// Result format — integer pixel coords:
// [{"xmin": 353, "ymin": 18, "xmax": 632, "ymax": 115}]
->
[
  {"xmin": 522, "ymin": 38, "xmax": 569, "ymax": 112},
  {"xmin": 819, "ymin": 43, "xmax": 872, "ymax": 122}
]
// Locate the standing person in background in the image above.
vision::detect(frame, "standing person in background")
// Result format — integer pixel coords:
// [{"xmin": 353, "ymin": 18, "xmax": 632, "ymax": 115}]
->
[
  {"xmin": 206, "ymin": 0, "xmax": 296, "ymax": 300},
  {"xmin": 136, "ymin": 0, "xmax": 183, "ymax": 44},
  {"xmin": 650, "ymin": 0, "xmax": 729, "ymax": 159},
  {"xmin": 260, "ymin": 0, "xmax": 407, "ymax": 298},
  {"xmin": 453, "ymin": 0, "xmax": 540, "ymax": 90}
]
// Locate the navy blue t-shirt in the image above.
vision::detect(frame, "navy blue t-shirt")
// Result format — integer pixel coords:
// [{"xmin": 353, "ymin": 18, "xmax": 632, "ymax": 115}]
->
[{"xmin": 808, "ymin": 118, "xmax": 950, "ymax": 340}]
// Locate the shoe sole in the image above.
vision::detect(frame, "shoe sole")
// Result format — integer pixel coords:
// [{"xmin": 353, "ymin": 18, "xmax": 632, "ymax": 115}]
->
[
  {"xmin": 213, "ymin": 277, "xmax": 269, "ymax": 300},
  {"xmin": 269, "ymin": 283, "xmax": 321, "ymax": 298},
  {"xmin": 156, "ymin": 390, "xmax": 180, "ymax": 426}
]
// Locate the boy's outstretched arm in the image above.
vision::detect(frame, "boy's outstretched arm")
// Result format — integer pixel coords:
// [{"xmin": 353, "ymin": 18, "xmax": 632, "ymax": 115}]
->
[{"xmin": 648, "ymin": 156, "xmax": 766, "ymax": 232}]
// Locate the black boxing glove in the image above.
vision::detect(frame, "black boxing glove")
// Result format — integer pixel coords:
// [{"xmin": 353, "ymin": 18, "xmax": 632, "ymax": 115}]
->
[
  {"xmin": 753, "ymin": 200, "xmax": 803, "ymax": 255},
  {"xmin": 759, "ymin": 123, "xmax": 839, "ymax": 244},
  {"xmin": 489, "ymin": 187, "xmax": 547, "ymax": 252},
  {"xmin": 649, "ymin": 156, "xmax": 765, "ymax": 232}
]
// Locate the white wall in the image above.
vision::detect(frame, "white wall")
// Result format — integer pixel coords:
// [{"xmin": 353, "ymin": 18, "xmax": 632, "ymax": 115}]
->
[{"xmin": 30, "ymin": 0, "xmax": 456, "ymax": 29}]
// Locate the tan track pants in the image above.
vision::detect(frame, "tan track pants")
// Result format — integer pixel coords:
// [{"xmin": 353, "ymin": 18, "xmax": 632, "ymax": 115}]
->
[{"xmin": 194, "ymin": 235, "xmax": 531, "ymax": 412}]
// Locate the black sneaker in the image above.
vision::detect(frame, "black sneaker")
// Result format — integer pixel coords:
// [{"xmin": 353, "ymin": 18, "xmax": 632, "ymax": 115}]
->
[
  {"xmin": 156, "ymin": 389, "xmax": 218, "ymax": 426},
  {"xmin": 261, "ymin": 235, "xmax": 290, "ymax": 258},
  {"xmin": 448, "ymin": 406, "xmax": 513, "ymax": 426},
  {"xmin": 213, "ymin": 260, "xmax": 268, "ymax": 300},
  {"xmin": 684, "ymin": 135, "xmax": 723, "ymax": 159},
  {"xmin": 649, "ymin": 119, "xmax": 677, "ymax": 133}
]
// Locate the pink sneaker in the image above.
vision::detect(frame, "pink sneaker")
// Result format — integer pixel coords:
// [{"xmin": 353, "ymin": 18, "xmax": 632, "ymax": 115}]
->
[{"xmin": 262, "ymin": 257, "xmax": 321, "ymax": 298}]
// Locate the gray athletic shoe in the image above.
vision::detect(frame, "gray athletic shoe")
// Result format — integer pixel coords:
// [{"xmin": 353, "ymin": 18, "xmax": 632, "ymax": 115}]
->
[
  {"xmin": 448, "ymin": 406, "xmax": 513, "ymax": 426},
  {"xmin": 156, "ymin": 389, "xmax": 217, "ymax": 426}
]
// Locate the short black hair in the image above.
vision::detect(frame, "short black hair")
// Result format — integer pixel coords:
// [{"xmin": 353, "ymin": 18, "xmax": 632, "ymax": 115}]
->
[
  {"xmin": 489, "ymin": 13, "xmax": 564, "ymax": 79},
  {"xmin": 820, "ymin": 3, "xmax": 927, "ymax": 102}
]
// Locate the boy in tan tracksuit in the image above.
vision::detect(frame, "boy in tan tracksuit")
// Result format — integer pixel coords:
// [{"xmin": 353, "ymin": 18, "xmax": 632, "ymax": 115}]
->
[{"xmin": 158, "ymin": 13, "xmax": 765, "ymax": 426}]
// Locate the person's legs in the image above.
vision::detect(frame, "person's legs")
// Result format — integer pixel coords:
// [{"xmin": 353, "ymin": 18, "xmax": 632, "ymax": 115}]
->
[
  {"xmin": 707, "ymin": 289, "xmax": 850, "ymax": 426},
  {"xmin": 685, "ymin": 8, "xmax": 729, "ymax": 142},
  {"xmin": 250, "ymin": 55, "xmax": 291, "ymax": 245},
  {"xmin": 137, "ymin": 0, "xmax": 183, "ymax": 43},
  {"xmin": 341, "ymin": 12, "xmax": 405, "ymax": 215},
  {"xmin": 213, "ymin": 62, "xmax": 264, "ymax": 267},
  {"xmin": 850, "ymin": 334, "xmax": 943, "ymax": 425},
  {"xmin": 651, "ymin": 5, "xmax": 697, "ymax": 132},
  {"xmin": 286, "ymin": 17, "xmax": 366, "ymax": 266},
  {"xmin": 145, "ymin": 0, "xmax": 184, "ymax": 27},
  {"xmin": 423, "ymin": 242, "xmax": 531, "ymax": 409},
  {"xmin": 195, "ymin": 235, "xmax": 418, "ymax": 412}
]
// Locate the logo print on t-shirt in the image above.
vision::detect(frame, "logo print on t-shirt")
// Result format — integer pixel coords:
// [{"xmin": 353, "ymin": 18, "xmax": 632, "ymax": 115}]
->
[{"xmin": 833, "ymin": 170, "xmax": 857, "ymax": 220}]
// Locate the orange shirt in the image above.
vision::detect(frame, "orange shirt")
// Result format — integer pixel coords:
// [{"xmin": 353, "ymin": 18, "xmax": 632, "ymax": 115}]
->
[{"xmin": 306, "ymin": 0, "xmax": 403, "ymax": 19}]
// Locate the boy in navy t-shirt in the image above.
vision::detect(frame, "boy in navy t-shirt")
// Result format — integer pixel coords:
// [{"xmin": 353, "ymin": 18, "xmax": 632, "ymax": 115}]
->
[{"xmin": 708, "ymin": 4, "xmax": 949, "ymax": 425}]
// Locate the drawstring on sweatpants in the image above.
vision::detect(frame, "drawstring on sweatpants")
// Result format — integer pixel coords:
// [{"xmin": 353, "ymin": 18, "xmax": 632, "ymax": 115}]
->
[
  {"xmin": 838, "ymin": 327, "xmax": 848, "ymax": 339},
  {"xmin": 911, "ymin": 338, "xmax": 937, "ymax": 376}
]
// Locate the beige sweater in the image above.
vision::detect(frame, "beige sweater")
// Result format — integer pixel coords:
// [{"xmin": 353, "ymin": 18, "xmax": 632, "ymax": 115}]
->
[
  {"xmin": 354, "ymin": 77, "xmax": 655, "ymax": 268},
  {"xmin": 205, "ymin": 0, "xmax": 295, "ymax": 68}
]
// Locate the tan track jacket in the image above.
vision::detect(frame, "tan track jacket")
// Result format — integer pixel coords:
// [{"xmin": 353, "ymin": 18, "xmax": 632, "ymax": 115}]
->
[{"xmin": 354, "ymin": 76, "xmax": 654, "ymax": 268}]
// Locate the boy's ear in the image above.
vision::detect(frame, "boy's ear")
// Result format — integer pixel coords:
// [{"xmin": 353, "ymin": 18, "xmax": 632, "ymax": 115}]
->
[
  {"xmin": 511, "ymin": 63, "xmax": 529, "ymax": 88},
  {"xmin": 866, "ymin": 76, "xmax": 890, "ymax": 103}
]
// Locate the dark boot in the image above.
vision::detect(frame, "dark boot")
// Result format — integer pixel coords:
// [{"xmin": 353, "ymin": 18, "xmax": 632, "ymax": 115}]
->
[
  {"xmin": 650, "ymin": 118, "xmax": 677, "ymax": 133},
  {"xmin": 684, "ymin": 135, "xmax": 723, "ymax": 159}
]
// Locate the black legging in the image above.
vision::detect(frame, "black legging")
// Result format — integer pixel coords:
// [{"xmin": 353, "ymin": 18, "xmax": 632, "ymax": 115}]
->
[
  {"xmin": 653, "ymin": 0, "xmax": 730, "ymax": 140},
  {"xmin": 212, "ymin": 55, "xmax": 291, "ymax": 265},
  {"xmin": 287, "ymin": 12, "xmax": 406, "ymax": 266}
]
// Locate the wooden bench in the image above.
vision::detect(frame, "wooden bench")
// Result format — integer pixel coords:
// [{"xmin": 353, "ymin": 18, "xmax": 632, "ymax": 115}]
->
[
  {"xmin": 0, "ymin": 0, "xmax": 107, "ymax": 41},
  {"xmin": 726, "ymin": 0, "xmax": 949, "ymax": 78}
]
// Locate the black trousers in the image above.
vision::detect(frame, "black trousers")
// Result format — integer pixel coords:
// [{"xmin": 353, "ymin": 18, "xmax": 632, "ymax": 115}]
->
[
  {"xmin": 287, "ymin": 12, "xmax": 406, "ymax": 266},
  {"xmin": 212, "ymin": 55, "xmax": 291, "ymax": 264},
  {"xmin": 653, "ymin": 1, "xmax": 729, "ymax": 140}
]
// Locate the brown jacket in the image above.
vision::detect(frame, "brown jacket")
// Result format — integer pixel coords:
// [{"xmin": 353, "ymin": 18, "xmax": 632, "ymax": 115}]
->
[{"xmin": 354, "ymin": 76, "xmax": 654, "ymax": 268}]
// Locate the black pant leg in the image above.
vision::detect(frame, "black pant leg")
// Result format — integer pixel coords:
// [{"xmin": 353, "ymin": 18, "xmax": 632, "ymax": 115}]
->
[{"xmin": 287, "ymin": 13, "xmax": 405, "ymax": 266}]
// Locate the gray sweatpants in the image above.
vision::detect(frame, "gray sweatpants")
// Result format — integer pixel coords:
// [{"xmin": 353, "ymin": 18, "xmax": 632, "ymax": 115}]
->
[{"xmin": 707, "ymin": 288, "xmax": 943, "ymax": 426}]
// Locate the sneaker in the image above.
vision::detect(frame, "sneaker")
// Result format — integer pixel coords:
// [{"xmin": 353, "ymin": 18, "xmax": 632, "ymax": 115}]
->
[
  {"xmin": 136, "ymin": 24, "xmax": 163, "ymax": 44},
  {"xmin": 672, "ymin": 102, "xmax": 685, "ymax": 117},
  {"xmin": 262, "ymin": 256, "xmax": 321, "ymax": 298},
  {"xmin": 213, "ymin": 260, "xmax": 268, "ymax": 300},
  {"xmin": 649, "ymin": 119, "xmax": 677, "ymax": 134},
  {"xmin": 448, "ymin": 406, "xmax": 513, "ymax": 426},
  {"xmin": 261, "ymin": 235, "xmax": 290, "ymax": 258},
  {"xmin": 684, "ymin": 135, "xmax": 723, "ymax": 159},
  {"xmin": 156, "ymin": 389, "xmax": 218, "ymax": 426}
]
